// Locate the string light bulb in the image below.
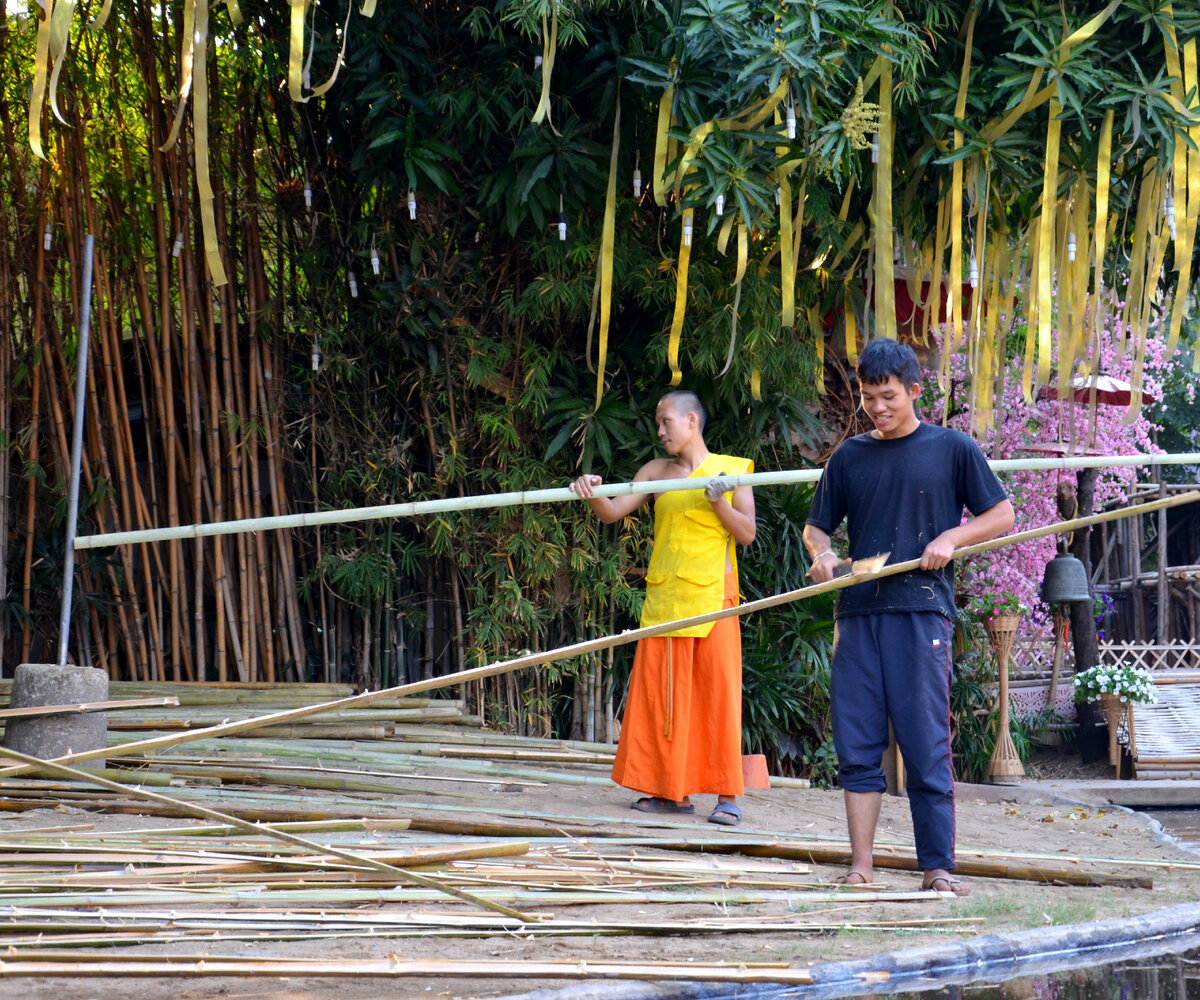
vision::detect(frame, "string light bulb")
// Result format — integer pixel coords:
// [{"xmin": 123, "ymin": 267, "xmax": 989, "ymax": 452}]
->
[
  {"xmin": 311, "ymin": 339, "xmax": 321, "ymax": 371},
  {"xmin": 968, "ymin": 254, "xmax": 978, "ymax": 289},
  {"xmin": 370, "ymin": 242, "xmax": 381, "ymax": 275},
  {"xmin": 1165, "ymin": 193, "xmax": 1177, "ymax": 240},
  {"xmin": 633, "ymin": 147, "xmax": 642, "ymax": 199},
  {"xmin": 1067, "ymin": 231, "xmax": 1077, "ymax": 262},
  {"xmin": 786, "ymin": 103, "xmax": 796, "ymax": 140},
  {"xmin": 774, "ymin": 185, "xmax": 781, "ymax": 206},
  {"xmin": 304, "ymin": 181, "xmax": 312, "ymax": 210},
  {"xmin": 715, "ymin": 193, "xmax": 725, "ymax": 216},
  {"xmin": 172, "ymin": 233, "xmax": 184, "ymax": 258},
  {"xmin": 348, "ymin": 271, "xmax": 358, "ymax": 298},
  {"xmin": 558, "ymin": 193, "xmax": 567, "ymax": 241},
  {"xmin": 682, "ymin": 208, "xmax": 693, "ymax": 246},
  {"xmin": 407, "ymin": 190, "xmax": 417, "ymax": 221},
  {"xmin": 871, "ymin": 133, "xmax": 879, "ymax": 163},
  {"xmin": 43, "ymin": 224, "xmax": 52, "ymax": 251}
]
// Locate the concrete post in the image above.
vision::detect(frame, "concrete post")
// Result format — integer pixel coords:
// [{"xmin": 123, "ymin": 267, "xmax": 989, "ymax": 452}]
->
[{"xmin": 3, "ymin": 663, "xmax": 108, "ymax": 769}]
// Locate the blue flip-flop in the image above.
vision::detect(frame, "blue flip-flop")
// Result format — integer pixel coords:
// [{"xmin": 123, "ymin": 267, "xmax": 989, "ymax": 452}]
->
[{"xmin": 707, "ymin": 801, "xmax": 742, "ymax": 826}]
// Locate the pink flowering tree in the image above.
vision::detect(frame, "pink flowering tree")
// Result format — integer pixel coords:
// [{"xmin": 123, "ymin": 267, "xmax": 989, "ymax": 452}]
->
[{"xmin": 920, "ymin": 310, "xmax": 1171, "ymax": 635}]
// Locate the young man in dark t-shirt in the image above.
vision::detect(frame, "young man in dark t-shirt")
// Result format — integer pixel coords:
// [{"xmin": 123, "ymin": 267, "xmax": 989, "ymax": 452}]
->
[{"xmin": 803, "ymin": 339, "xmax": 1014, "ymax": 896}]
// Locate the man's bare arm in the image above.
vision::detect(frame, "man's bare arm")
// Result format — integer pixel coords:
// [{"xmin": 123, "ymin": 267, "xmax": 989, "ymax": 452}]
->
[
  {"xmin": 569, "ymin": 462, "xmax": 665, "ymax": 524},
  {"xmin": 920, "ymin": 499, "xmax": 1015, "ymax": 570},
  {"xmin": 802, "ymin": 524, "xmax": 851, "ymax": 582}
]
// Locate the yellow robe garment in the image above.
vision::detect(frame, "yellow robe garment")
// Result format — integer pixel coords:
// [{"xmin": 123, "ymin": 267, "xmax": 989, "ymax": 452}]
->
[
  {"xmin": 612, "ymin": 453, "xmax": 752, "ymax": 800},
  {"xmin": 639, "ymin": 453, "xmax": 754, "ymax": 637}
]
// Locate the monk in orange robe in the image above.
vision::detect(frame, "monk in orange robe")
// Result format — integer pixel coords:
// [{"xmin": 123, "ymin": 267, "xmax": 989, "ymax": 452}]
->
[{"xmin": 570, "ymin": 391, "xmax": 756, "ymax": 826}]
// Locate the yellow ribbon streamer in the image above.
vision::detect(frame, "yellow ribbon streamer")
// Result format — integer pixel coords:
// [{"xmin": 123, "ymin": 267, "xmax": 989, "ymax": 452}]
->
[
  {"xmin": 926, "ymin": 184, "xmax": 947, "ymax": 352},
  {"xmin": 160, "ymin": 0, "xmax": 198, "ymax": 152},
  {"xmin": 308, "ymin": 0, "xmax": 355, "ymax": 99},
  {"xmin": 192, "ymin": 0, "xmax": 227, "ymax": 286},
  {"xmin": 47, "ymin": 0, "xmax": 75, "ymax": 125},
  {"xmin": 872, "ymin": 57, "xmax": 896, "ymax": 341},
  {"xmin": 844, "ymin": 276, "xmax": 860, "ymax": 367},
  {"xmin": 288, "ymin": 0, "xmax": 307, "ymax": 102},
  {"xmin": 652, "ymin": 80, "xmax": 674, "ymax": 208},
  {"xmin": 1166, "ymin": 39, "xmax": 1200, "ymax": 359},
  {"xmin": 359, "ymin": 0, "xmax": 376, "ymax": 15},
  {"xmin": 717, "ymin": 224, "xmax": 749, "ymax": 379},
  {"xmin": 948, "ymin": 9, "xmax": 977, "ymax": 354},
  {"xmin": 810, "ymin": 306, "xmax": 826, "ymax": 395},
  {"xmin": 531, "ymin": 4, "xmax": 558, "ymax": 126},
  {"xmin": 1021, "ymin": 216, "xmax": 1041, "ymax": 403},
  {"xmin": 666, "ymin": 209, "xmax": 694, "ymax": 386},
  {"xmin": 88, "ymin": 0, "xmax": 114, "ymax": 31},
  {"xmin": 1034, "ymin": 95, "xmax": 1063, "ymax": 399},
  {"xmin": 981, "ymin": 0, "xmax": 1121, "ymax": 143},
  {"xmin": 28, "ymin": 0, "xmax": 54, "ymax": 159},
  {"xmin": 1091, "ymin": 110, "xmax": 1114, "ymax": 319},
  {"xmin": 593, "ymin": 96, "xmax": 621, "ymax": 410}
]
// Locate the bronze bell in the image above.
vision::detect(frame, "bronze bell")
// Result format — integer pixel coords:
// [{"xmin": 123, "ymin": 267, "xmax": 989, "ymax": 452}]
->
[{"xmin": 1042, "ymin": 552, "xmax": 1091, "ymax": 604}]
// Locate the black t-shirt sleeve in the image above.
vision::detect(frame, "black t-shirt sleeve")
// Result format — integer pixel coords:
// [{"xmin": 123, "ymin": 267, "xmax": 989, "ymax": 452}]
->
[
  {"xmin": 957, "ymin": 436, "xmax": 1008, "ymax": 516},
  {"xmin": 806, "ymin": 449, "xmax": 845, "ymax": 534}
]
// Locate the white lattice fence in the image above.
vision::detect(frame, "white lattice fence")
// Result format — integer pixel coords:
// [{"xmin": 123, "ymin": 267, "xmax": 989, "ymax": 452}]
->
[
  {"xmin": 1099, "ymin": 641, "xmax": 1199, "ymax": 672},
  {"xmin": 1007, "ymin": 639, "xmax": 1199, "ymax": 679}
]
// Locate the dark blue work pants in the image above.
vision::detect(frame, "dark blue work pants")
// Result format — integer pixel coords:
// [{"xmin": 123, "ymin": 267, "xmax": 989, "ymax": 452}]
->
[{"xmin": 831, "ymin": 611, "xmax": 957, "ymax": 872}]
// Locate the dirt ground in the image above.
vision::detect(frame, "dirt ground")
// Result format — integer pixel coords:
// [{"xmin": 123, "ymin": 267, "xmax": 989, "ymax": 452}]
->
[{"xmin": 1, "ymin": 742, "xmax": 1198, "ymax": 1000}]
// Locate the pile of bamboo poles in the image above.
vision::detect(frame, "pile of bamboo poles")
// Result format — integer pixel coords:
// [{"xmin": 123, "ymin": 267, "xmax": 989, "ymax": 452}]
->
[
  {"xmin": 0, "ymin": 680, "xmax": 1190, "ymax": 988},
  {"xmin": 0, "ymin": 681, "xmax": 477, "ymax": 738}
]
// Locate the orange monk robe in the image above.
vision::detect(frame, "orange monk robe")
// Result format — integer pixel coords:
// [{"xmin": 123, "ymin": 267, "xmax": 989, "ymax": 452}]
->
[
  {"xmin": 611, "ymin": 573, "xmax": 745, "ymax": 800},
  {"xmin": 611, "ymin": 453, "xmax": 752, "ymax": 800}
]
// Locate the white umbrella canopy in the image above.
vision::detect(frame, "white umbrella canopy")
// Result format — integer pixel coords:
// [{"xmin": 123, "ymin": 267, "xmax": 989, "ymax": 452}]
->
[{"xmin": 1037, "ymin": 374, "xmax": 1158, "ymax": 406}]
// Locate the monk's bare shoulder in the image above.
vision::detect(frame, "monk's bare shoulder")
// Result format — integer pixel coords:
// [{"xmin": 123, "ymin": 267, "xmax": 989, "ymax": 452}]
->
[{"xmin": 633, "ymin": 457, "xmax": 681, "ymax": 483}]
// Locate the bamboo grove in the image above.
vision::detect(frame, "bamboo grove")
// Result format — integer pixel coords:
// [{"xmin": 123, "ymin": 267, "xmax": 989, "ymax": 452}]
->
[{"xmin": 0, "ymin": 1, "xmax": 1197, "ymax": 753}]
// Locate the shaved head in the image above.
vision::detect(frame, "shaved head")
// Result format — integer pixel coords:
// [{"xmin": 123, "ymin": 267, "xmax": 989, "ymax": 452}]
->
[{"xmin": 658, "ymin": 390, "xmax": 706, "ymax": 432}]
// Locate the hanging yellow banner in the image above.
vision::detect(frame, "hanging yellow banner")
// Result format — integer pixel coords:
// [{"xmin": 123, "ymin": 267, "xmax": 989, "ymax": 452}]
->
[
  {"xmin": 872, "ymin": 57, "xmax": 896, "ymax": 341},
  {"xmin": 593, "ymin": 97, "xmax": 621, "ymax": 410},
  {"xmin": 193, "ymin": 0, "xmax": 227, "ymax": 286},
  {"xmin": 653, "ymin": 81, "xmax": 675, "ymax": 208},
  {"xmin": 531, "ymin": 4, "xmax": 558, "ymax": 125},
  {"xmin": 666, "ymin": 209, "xmax": 694, "ymax": 386}
]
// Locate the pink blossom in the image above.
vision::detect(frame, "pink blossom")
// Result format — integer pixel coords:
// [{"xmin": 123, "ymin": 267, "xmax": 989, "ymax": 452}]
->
[{"xmin": 920, "ymin": 304, "xmax": 1168, "ymax": 633}]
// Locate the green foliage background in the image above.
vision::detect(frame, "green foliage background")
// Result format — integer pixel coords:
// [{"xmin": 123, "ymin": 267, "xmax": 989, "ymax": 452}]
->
[{"xmin": 0, "ymin": 0, "xmax": 1197, "ymax": 779}]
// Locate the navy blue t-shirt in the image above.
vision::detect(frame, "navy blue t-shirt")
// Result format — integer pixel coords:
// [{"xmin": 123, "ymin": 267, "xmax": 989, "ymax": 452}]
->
[{"xmin": 806, "ymin": 422, "xmax": 1007, "ymax": 620}]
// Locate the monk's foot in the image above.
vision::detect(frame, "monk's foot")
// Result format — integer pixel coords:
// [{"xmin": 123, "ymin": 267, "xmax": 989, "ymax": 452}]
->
[
  {"xmin": 835, "ymin": 869, "xmax": 873, "ymax": 886},
  {"xmin": 630, "ymin": 797, "xmax": 694, "ymax": 815}
]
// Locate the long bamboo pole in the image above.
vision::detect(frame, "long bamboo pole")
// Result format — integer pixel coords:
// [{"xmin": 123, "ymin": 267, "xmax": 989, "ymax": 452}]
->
[
  {"xmin": 10, "ymin": 490, "xmax": 1196, "ymax": 779},
  {"xmin": 73, "ymin": 453, "xmax": 1200, "ymax": 549},
  {"xmin": 0, "ymin": 954, "xmax": 814, "ymax": 983}
]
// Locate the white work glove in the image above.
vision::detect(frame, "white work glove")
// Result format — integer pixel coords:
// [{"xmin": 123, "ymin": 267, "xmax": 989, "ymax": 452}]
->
[{"xmin": 704, "ymin": 476, "xmax": 731, "ymax": 503}]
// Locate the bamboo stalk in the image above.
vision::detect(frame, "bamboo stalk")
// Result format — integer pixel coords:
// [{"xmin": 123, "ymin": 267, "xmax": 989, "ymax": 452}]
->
[
  {"xmin": 0, "ymin": 744, "xmax": 534, "ymax": 921},
  {"xmin": 74, "ymin": 456, "xmax": 1200, "ymax": 549},
  {"xmin": 19, "ymin": 490, "xmax": 1198, "ymax": 778},
  {"xmin": 0, "ymin": 954, "xmax": 814, "ymax": 983},
  {"xmin": 0, "ymin": 698, "xmax": 179, "ymax": 719}
]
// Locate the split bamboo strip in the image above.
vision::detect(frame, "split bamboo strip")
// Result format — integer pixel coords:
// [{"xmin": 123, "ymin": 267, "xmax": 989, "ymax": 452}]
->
[
  {"xmin": 0, "ymin": 744, "xmax": 533, "ymax": 921},
  {"xmin": 0, "ymin": 954, "xmax": 816, "ymax": 983},
  {"xmin": 0, "ymin": 698, "xmax": 178, "ymax": 720},
  {"xmin": 71, "ymin": 453, "xmax": 1200, "ymax": 549},
  {"xmin": 18, "ymin": 490, "xmax": 1199, "ymax": 780}
]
